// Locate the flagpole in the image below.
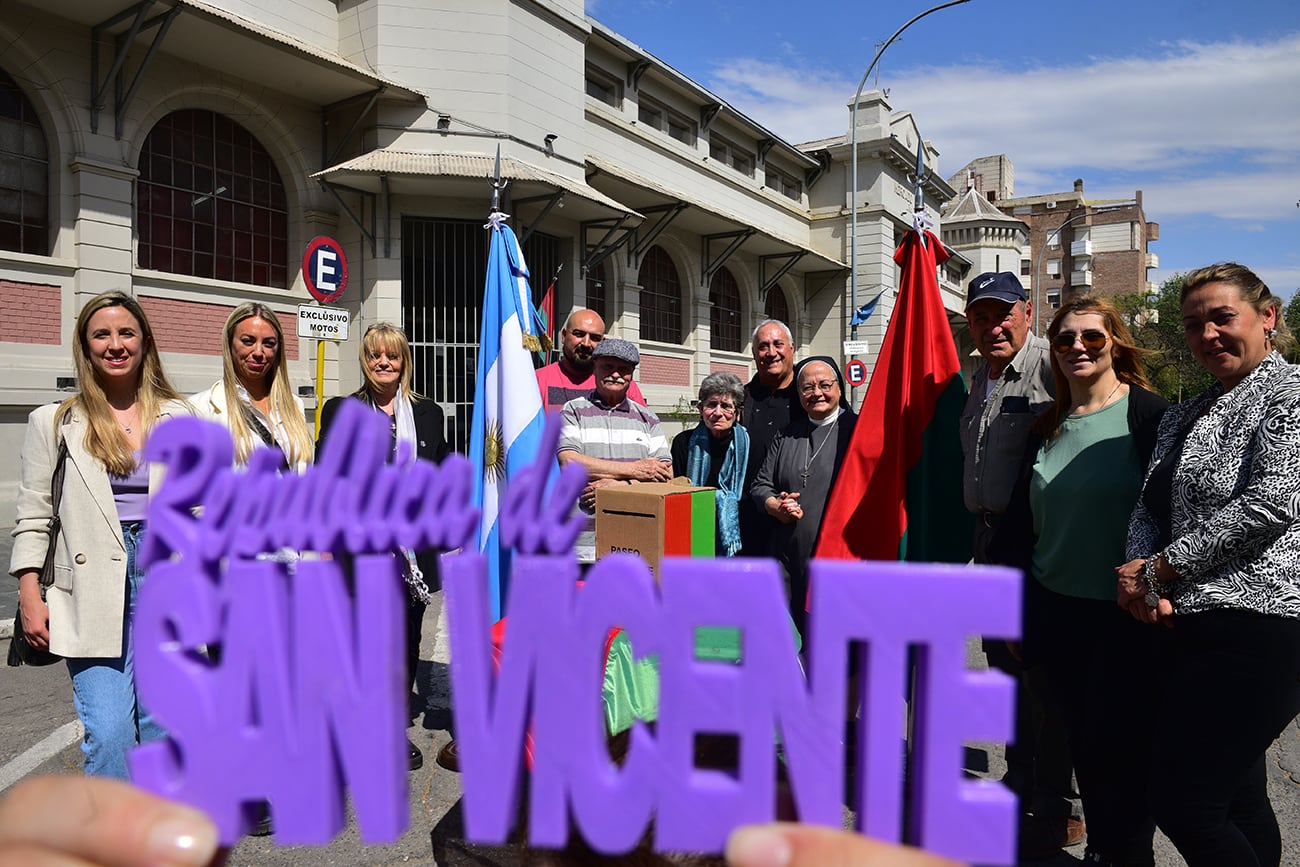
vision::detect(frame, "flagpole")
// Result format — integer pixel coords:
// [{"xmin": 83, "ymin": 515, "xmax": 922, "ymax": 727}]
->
[{"xmin": 849, "ymin": 0, "xmax": 972, "ymax": 343}]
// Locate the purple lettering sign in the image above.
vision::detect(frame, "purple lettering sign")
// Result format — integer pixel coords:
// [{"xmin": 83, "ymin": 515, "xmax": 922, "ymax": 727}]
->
[
  {"xmin": 130, "ymin": 404, "xmax": 1018, "ymax": 864},
  {"xmin": 444, "ymin": 553, "xmax": 1019, "ymax": 865}
]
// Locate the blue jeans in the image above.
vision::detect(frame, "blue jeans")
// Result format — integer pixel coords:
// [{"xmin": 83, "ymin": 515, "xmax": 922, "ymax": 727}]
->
[{"xmin": 66, "ymin": 522, "xmax": 164, "ymax": 778}]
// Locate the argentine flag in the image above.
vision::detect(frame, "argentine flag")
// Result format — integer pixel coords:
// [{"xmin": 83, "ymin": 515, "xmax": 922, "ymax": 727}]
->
[{"xmin": 469, "ymin": 214, "xmax": 548, "ymax": 621}]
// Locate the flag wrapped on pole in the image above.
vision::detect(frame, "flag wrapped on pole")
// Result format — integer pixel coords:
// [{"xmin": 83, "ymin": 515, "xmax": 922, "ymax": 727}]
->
[
  {"xmin": 469, "ymin": 211, "xmax": 549, "ymax": 620},
  {"xmin": 815, "ymin": 228, "xmax": 973, "ymax": 563}
]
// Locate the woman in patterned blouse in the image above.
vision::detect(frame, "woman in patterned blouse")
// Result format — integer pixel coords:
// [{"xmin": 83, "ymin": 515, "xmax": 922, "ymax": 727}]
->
[{"xmin": 1118, "ymin": 263, "xmax": 1300, "ymax": 867}]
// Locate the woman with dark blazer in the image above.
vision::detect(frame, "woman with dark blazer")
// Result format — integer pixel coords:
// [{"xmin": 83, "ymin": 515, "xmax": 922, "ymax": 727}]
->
[
  {"xmin": 318, "ymin": 322, "xmax": 448, "ymax": 771},
  {"xmin": 11, "ymin": 292, "xmax": 192, "ymax": 779},
  {"xmin": 992, "ymin": 296, "xmax": 1168, "ymax": 866}
]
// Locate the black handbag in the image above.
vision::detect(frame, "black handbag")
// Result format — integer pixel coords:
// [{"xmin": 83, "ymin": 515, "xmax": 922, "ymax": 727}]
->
[{"xmin": 7, "ymin": 434, "xmax": 69, "ymax": 667}]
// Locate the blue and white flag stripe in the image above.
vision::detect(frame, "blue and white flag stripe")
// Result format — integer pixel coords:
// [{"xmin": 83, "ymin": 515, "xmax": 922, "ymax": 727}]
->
[{"xmin": 468, "ymin": 215, "xmax": 547, "ymax": 621}]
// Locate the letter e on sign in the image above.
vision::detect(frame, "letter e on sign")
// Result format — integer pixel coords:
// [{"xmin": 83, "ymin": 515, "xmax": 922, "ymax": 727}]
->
[
  {"xmin": 302, "ymin": 236, "xmax": 349, "ymax": 304},
  {"xmin": 845, "ymin": 359, "xmax": 868, "ymax": 388}
]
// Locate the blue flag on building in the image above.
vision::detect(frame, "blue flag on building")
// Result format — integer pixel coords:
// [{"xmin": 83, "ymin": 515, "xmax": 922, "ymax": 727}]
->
[{"xmin": 469, "ymin": 213, "xmax": 548, "ymax": 621}]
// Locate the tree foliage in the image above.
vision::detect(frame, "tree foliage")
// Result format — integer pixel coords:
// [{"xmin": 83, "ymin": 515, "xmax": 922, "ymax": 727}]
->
[{"xmin": 1115, "ymin": 273, "xmax": 1214, "ymax": 404}]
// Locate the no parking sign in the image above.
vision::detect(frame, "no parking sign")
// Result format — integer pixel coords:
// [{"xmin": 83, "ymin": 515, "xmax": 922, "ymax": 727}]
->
[
  {"xmin": 846, "ymin": 358, "xmax": 868, "ymax": 388},
  {"xmin": 302, "ymin": 236, "xmax": 348, "ymax": 304}
]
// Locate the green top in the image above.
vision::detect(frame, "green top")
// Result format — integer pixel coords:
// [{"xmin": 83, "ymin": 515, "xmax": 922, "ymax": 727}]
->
[{"xmin": 1030, "ymin": 394, "xmax": 1144, "ymax": 600}]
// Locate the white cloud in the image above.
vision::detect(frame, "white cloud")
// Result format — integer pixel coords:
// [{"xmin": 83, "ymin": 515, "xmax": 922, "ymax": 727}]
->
[{"xmin": 706, "ymin": 33, "xmax": 1300, "ymax": 219}]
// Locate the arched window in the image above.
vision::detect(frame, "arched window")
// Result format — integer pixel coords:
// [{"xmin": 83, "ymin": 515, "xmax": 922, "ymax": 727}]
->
[
  {"xmin": 709, "ymin": 267, "xmax": 742, "ymax": 353},
  {"xmin": 586, "ymin": 258, "xmax": 607, "ymax": 322},
  {"xmin": 0, "ymin": 69, "xmax": 49, "ymax": 255},
  {"xmin": 765, "ymin": 285, "xmax": 790, "ymax": 329},
  {"xmin": 639, "ymin": 245, "xmax": 681, "ymax": 343},
  {"xmin": 137, "ymin": 109, "xmax": 288, "ymax": 287}
]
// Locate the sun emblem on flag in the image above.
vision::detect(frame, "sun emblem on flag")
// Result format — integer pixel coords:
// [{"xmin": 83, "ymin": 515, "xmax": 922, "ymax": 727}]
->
[{"xmin": 483, "ymin": 421, "xmax": 506, "ymax": 484}]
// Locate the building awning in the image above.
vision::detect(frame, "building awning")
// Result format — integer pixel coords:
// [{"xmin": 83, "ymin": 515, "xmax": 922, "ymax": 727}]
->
[
  {"xmin": 313, "ymin": 150, "xmax": 643, "ymax": 224},
  {"xmin": 39, "ymin": 0, "xmax": 425, "ymax": 106},
  {"xmin": 585, "ymin": 156, "xmax": 845, "ymax": 274}
]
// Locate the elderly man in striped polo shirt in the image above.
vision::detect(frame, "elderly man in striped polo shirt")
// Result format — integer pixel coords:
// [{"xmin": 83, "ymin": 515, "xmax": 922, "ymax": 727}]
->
[{"xmin": 557, "ymin": 338, "xmax": 673, "ymax": 562}]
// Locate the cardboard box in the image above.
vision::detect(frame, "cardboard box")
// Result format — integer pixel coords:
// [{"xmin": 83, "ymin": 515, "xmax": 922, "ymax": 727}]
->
[{"xmin": 595, "ymin": 480, "xmax": 716, "ymax": 577}]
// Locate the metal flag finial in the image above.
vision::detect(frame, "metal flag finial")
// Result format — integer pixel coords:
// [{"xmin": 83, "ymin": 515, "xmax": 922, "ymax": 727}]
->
[{"xmin": 490, "ymin": 144, "xmax": 509, "ymax": 214}]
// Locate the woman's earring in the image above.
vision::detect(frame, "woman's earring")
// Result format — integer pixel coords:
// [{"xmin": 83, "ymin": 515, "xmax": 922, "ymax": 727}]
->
[{"xmin": 1266, "ymin": 328, "xmax": 1278, "ymax": 339}]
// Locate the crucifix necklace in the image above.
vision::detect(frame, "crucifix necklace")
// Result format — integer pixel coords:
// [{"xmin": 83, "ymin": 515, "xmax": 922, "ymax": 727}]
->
[{"xmin": 800, "ymin": 417, "xmax": 839, "ymax": 486}]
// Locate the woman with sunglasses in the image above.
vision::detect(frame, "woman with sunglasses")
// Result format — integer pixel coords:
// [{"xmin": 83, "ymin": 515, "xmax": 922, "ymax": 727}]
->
[
  {"xmin": 1117, "ymin": 263, "xmax": 1300, "ymax": 866},
  {"xmin": 992, "ymin": 295, "xmax": 1167, "ymax": 866},
  {"xmin": 670, "ymin": 372, "xmax": 750, "ymax": 556}
]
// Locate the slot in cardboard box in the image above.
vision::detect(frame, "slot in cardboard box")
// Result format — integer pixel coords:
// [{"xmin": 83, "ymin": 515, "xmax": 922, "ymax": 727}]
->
[{"xmin": 595, "ymin": 479, "xmax": 715, "ymax": 578}]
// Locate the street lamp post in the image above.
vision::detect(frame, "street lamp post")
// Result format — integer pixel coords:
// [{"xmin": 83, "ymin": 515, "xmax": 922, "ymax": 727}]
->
[{"xmin": 849, "ymin": 0, "xmax": 971, "ymax": 341}]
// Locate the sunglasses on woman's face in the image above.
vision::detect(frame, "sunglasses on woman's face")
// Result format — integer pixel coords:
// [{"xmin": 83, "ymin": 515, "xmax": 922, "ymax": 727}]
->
[{"xmin": 1052, "ymin": 329, "xmax": 1108, "ymax": 354}]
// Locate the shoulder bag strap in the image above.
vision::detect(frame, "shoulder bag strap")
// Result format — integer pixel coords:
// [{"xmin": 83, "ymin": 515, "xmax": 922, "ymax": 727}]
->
[{"xmin": 39, "ymin": 422, "xmax": 71, "ymax": 590}]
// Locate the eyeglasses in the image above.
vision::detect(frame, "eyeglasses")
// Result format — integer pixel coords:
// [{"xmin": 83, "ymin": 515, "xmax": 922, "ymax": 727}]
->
[
  {"xmin": 1051, "ymin": 329, "xmax": 1108, "ymax": 354},
  {"xmin": 799, "ymin": 380, "xmax": 839, "ymax": 396},
  {"xmin": 700, "ymin": 400, "xmax": 736, "ymax": 415}
]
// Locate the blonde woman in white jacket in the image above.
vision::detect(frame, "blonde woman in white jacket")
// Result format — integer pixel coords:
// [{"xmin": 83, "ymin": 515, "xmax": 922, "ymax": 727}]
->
[
  {"xmin": 10, "ymin": 292, "xmax": 192, "ymax": 779},
  {"xmin": 190, "ymin": 302, "xmax": 313, "ymax": 472}
]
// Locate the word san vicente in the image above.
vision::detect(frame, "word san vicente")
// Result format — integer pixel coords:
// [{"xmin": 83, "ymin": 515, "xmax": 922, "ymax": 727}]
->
[{"xmin": 128, "ymin": 403, "xmax": 1019, "ymax": 865}]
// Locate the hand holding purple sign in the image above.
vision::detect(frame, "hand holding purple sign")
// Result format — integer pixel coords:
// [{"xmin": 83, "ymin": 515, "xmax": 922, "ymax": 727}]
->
[{"xmin": 127, "ymin": 404, "xmax": 1018, "ymax": 864}]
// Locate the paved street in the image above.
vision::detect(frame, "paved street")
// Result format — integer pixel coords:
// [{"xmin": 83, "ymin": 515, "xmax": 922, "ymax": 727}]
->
[{"xmin": 1, "ymin": 586, "xmax": 1297, "ymax": 866}]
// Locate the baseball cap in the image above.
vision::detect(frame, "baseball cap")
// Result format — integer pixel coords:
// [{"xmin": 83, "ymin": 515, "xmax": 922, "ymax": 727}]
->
[
  {"xmin": 966, "ymin": 272, "xmax": 1027, "ymax": 308},
  {"xmin": 591, "ymin": 338, "xmax": 639, "ymax": 366}
]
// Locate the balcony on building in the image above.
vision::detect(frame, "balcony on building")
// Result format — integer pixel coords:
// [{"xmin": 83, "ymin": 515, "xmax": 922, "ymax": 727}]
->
[
  {"xmin": 1071, "ymin": 269, "xmax": 1094, "ymax": 287},
  {"xmin": 1070, "ymin": 239, "xmax": 1092, "ymax": 258},
  {"xmin": 1144, "ymin": 252, "xmax": 1160, "ymax": 269}
]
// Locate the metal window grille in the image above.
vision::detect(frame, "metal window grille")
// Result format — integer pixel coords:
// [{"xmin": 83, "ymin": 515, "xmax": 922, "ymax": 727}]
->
[
  {"xmin": 136, "ymin": 109, "xmax": 288, "ymax": 287},
  {"xmin": 586, "ymin": 259, "xmax": 607, "ymax": 321},
  {"xmin": 764, "ymin": 284, "xmax": 790, "ymax": 328},
  {"xmin": 0, "ymin": 70, "xmax": 49, "ymax": 255},
  {"xmin": 709, "ymin": 266, "xmax": 741, "ymax": 352},
  {"xmin": 402, "ymin": 216, "xmax": 562, "ymax": 455},
  {"xmin": 639, "ymin": 245, "xmax": 682, "ymax": 344}
]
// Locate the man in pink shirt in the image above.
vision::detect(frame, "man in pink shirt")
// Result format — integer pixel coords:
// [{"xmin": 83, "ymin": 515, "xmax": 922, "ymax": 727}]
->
[{"xmin": 535, "ymin": 308, "xmax": 646, "ymax": 412}]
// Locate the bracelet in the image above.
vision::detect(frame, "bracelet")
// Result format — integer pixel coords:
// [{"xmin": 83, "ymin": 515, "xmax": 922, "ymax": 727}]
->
[{"xmin": 1142, "ymin": 554, "xmax": 1167, "ymax": 609}]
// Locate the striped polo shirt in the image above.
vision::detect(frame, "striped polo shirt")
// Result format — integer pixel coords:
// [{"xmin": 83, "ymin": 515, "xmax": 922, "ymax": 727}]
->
[{"xmin": 558, "ymin": 390, "xmax": 671, "ymax": 559}]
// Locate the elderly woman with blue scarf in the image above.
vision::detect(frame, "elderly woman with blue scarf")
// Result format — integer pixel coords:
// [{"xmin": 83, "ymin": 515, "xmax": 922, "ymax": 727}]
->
[{"xmin": 670, "ymin": 372, "xmax": 750, "ymax": 557}]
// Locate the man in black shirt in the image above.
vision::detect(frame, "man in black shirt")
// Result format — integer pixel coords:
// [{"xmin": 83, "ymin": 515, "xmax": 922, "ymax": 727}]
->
[{"xmin": 739, "ymin": 319, "xmax": 805, "ymax": 556}]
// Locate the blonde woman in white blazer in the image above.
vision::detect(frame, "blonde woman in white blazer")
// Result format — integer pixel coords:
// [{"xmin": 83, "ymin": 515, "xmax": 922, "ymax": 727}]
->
[
  {"xmin": 190, "ymin": 302, "xmax": 312, "ymax": 472},
  {"xmin": 10, "ymin": 292, "xmax": 192, "ymax": 779}
]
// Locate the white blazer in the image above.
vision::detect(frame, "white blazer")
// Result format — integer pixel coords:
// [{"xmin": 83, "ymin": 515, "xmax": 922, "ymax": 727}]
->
[
  {"xmin": 9, "ymin": 399, "xmax": 193, "ymax": 658},
  {"xmin": 190, "ymin": 380, "xmax": 309, "ymax": 472}
]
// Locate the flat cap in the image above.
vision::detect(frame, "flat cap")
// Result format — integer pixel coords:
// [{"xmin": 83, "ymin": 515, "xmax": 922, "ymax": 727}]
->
[{"xmin": 592, "ymin": 338, "xmax": 639, "ymax": 366}]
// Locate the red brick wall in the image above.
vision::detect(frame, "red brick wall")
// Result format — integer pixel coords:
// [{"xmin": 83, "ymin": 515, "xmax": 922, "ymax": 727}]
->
[
  {"xmin": 639, "ymin": 353, "xmax": 691, "ymax": 386},
  {"xmin": 1, "ymin": 281, "xmax": 62, "ymax": 345},
  {"xmin": 709, "ymin": 361, "xmax": 750, "ymax": 380},
  {"xmin": 139, "ymin": 296, "xmax": 298, "ymax": 360}
]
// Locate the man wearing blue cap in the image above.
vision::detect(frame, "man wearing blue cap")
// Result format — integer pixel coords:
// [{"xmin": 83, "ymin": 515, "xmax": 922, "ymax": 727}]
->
[{"xmin": 959, "ymin": 272, "xmax": 1082, "ymax": 858}]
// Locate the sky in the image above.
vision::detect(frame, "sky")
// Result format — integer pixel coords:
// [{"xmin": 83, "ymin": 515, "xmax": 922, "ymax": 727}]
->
[{"xmin": 587, "ymin": 0, "xmax": 1300, "ymax": 297}]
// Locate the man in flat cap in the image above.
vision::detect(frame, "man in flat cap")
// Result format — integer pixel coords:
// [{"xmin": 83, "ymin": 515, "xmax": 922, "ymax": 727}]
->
[
  {"xmin": 557, "ymin": 338, "xmax": 673, "ymax": 561},
  {"xmin": 959, "ymin": 271, "xmax": 1080, "ymax": 857},
  {"xmin": 536, "ymin": 308, "xmax": 647, "ymax": 412}
]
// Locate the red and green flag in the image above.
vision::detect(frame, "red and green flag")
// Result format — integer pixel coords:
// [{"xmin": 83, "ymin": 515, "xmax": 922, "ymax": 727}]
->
[{"xmin": 815, "ymin": 228, "xmax": 973, "ymax": 563}]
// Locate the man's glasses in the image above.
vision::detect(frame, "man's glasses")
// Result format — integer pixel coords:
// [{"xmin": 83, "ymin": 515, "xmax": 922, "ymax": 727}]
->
[
  {"xmin": 1052, "ymin": 329, "xmax": 1108, "ymax": 354},
  {"xmin": 799, "ymin": 380, "xmax": 839, "ymax": 396},
  {"xmin": 700, "ymin": 400, "xmax": 736, "ymax": 415}
]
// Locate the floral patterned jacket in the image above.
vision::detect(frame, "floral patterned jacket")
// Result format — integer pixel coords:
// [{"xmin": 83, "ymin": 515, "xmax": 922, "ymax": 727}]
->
[{"xmin": 1127, "ymin": 351, "xmax": 1300, "ymax": 618}]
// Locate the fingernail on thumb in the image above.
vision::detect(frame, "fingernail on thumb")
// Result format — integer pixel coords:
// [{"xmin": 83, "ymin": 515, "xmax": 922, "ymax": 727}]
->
[
  {"xmin": 725, "ymin": 825, "xmax": 793, "ymax": 867},
  {"xmin": 147, "ymin": 807, "xmax": 219, "ymax": 867}
]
